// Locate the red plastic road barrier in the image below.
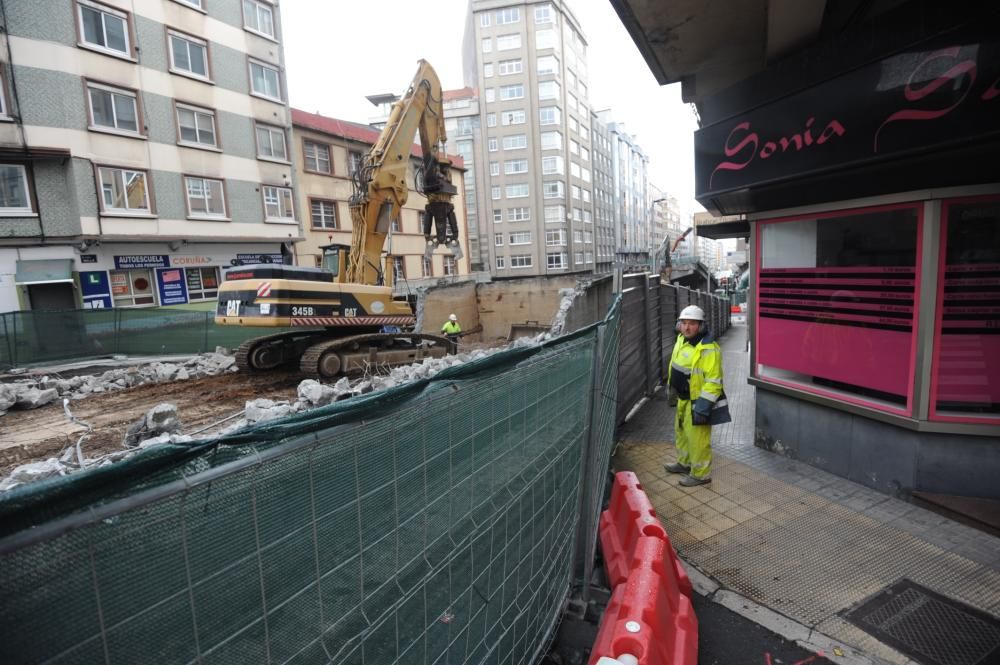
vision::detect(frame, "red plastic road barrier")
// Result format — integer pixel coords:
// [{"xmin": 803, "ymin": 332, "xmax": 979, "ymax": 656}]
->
[
  {"xmin": 588, "ymin": 536, "xmax": 698, "ymax": 665},
  {"xmin": 599, "ymin": 472, "xmax": 666, "ymax": 587},
  {"xmin": 731, "ymin": 305, "xmax": 742, "ymax": 313}
]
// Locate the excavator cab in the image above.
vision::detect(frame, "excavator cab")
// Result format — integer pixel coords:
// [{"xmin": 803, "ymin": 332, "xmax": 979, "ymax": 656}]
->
[{"xmin": 319, "ymin": 243, "xmax": 350, "ymax": 283}]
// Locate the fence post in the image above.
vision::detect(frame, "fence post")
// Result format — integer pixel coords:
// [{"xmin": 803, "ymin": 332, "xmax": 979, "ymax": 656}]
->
[
  {"xmin": 574, "ymin": 323, "xmax": 606, "ymax": 604},
  {"xmin": 203, "ymin": 312, "xmax": 210, "ymax": 354},
  {"xmin": 2, "ymin": 313, "xmax": 11, "ymax": 369}
]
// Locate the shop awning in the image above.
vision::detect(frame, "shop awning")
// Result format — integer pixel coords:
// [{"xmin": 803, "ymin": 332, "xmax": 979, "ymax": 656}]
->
[{"xmin": 14, "ymin": 259, "xmax": 74, "ymax": 285}]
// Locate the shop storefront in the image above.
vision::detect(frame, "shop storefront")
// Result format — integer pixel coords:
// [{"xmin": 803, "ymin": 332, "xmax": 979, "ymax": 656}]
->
[{"xmin": 695, "ymin": 23, "xmax": 1000, "ymax": 499}]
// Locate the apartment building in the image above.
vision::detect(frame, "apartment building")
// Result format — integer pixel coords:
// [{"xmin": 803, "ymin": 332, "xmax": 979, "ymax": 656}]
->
[
  {"xmin": 291, "ymin": 110, "xmax": 472, "ymax": 285},
  {"xmin": 463, "ymin": 0, "xmax": 596, "ymax": 277},
  {"xmin": 590, "ymin": 109, "xmax": 615, "ymax": 273},
  {"xmin": 605, "ymin": 118, "xmax": 650, "ymax": 267},
  {"xmin": 0, "ymin": 0, "xmax": 297, "ymax": 313}
]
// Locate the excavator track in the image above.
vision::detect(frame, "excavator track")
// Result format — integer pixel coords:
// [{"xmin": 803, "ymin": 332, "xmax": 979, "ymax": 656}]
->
[
  {"xmin": 298, "ymin": 333, "xmax": 453, "ymax": 380},
  {"xmin": 235, "ymin": 330, "xmax": 327, "ymax": 372}
]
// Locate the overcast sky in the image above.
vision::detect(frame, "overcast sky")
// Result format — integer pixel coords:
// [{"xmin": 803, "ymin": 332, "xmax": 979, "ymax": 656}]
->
[{"xmin": 282, "ymin": 0, "xmax": 705, "ymax": 218}]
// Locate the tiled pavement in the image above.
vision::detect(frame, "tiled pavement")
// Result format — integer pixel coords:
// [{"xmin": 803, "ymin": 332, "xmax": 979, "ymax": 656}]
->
[{"xmin": 613, "ymin": 322, "xmax": 1000, "ymax": 665}]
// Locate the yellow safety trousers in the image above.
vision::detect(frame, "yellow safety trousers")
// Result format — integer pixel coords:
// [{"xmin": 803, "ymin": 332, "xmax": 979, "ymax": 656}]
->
[{"xmin": 674, "ymin": 398, "xmax": 713, "ymax": 479}]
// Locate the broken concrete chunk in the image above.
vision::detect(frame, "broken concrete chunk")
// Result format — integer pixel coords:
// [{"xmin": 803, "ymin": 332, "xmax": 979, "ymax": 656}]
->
[
  {"xmin": 245, "ymin": 398, "xmax": 293, "ymax": 424},
  {"xmin": 14, "ymin": 387, "xmax": 58, "ymax": 410},
  {"xmin": 0, "ymin": 384, "xmax": 16, "ymax": 413},
  {"xmin": 0, "ymin": 458, "xmax": 67, "ymax": 491},
  {"xmin": 297, "ymin": 379, "xmax": 336, "ymax": 407},
  {"xmin": 124, "ymin": 402, "xmax": 181, "ymax": 446},
  {"xmin": 214, "ymin": 346, "xmax": 231, "ymax": 356}
]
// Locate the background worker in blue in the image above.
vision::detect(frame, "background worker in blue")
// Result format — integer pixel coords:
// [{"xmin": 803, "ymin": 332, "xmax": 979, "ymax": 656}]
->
[{"xmin": 664, "ymin": 305, "xmax": 730, "ymax": 486}]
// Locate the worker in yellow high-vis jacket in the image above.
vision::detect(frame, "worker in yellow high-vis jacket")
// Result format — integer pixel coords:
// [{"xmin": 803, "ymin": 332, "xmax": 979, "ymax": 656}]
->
[{"xmin": 665, "ymin": 305, "xmax": 731, "ymax": 487}]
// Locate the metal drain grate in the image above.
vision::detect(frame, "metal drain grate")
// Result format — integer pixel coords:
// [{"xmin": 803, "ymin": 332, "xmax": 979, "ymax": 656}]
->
[{"xmin": 842, "ymin": 579, "xmax": 1000, "ymax": 665}]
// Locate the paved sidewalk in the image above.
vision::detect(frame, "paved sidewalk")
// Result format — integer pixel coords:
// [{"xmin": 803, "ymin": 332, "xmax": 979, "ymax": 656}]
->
[{"xmin": 613, "ymin": 322, "xmax": 1000, "ymax": 665}]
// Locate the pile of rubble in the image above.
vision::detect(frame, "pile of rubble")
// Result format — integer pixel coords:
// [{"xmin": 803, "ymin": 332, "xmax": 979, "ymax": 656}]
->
[{"xmin": 0, "ymin": 350, "xmax": 238, "ymax": 418}]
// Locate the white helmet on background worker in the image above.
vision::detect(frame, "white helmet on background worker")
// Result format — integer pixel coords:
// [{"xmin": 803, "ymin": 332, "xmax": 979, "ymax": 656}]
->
[
  {"xmin": 449, "ymin": 313, "xmax": 458, "ymax": 321},
  {"xmin": 678, "ymin": 305, "xmax": 705, "ymax": 322}
]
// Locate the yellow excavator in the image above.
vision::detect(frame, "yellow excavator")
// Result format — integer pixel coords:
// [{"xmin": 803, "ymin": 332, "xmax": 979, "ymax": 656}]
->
[{"xmin": 214, "ymin": 60, "xmax": 463, "ymax": 379}]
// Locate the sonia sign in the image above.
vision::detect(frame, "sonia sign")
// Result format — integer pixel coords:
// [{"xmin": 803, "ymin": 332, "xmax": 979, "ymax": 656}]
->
[{"xmin": 695, "ymin": 32, "xmax": 1000, "ymax": 201}]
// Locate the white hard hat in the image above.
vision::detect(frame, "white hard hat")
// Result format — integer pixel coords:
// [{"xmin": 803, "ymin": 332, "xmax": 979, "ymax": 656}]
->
[
  {"xmin": 449, "ymin": 313, "xmax": 457, "ymax": 321},
  {"xmin": 679, "ymin": 305, "xmax": 705, "ymax": 321}
]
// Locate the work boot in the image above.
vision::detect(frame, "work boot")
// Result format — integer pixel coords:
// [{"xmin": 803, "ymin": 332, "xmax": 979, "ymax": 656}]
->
[
  {"xmin": 664, "ymin": 462, "xmax": 690, "ymax": 474},
  {"xmin": 679, "ymin": 474, "xmax": 711, "ymax": 487}
]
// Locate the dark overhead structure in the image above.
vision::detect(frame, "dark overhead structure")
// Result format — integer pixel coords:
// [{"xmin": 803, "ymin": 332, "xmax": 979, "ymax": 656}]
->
[{"xmin": 612, "ymin": 0, "xmax": 1000, "ymax": 518}]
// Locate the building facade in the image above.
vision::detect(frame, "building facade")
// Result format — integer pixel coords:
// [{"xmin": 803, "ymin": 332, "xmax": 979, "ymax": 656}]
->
[
  {"xmin": 463, "ymin": 0, "xmax": 597, "ymax": 277},
  {"xmin": 0, "ymin": 0, "xmax": 299, "ymax": 313},
  {"xmin": 590, "ymin": 110, "xmax": 615, "ymax": 273},
  {"xmin": 291, "ymin": 110, "xmax": 472, "ymax": 285},
  {"xmin": 605, "ymin": 118, "xmax": 650, "ymax": 268}
]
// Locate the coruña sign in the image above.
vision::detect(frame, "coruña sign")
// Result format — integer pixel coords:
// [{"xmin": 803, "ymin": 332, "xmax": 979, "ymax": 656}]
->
[{"xmin": 695, "ymin": 28, "xmax": 1000, "ymax": 203}]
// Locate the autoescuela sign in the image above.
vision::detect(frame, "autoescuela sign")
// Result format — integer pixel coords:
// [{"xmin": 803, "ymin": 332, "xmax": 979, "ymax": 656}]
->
[
  {"xmin": 694, "ymin": 28, "xmax": 1000, "ymax": 201},
  {"xmin": 114, "ymin": 255, "xmax": 169, "ymax": 269}
]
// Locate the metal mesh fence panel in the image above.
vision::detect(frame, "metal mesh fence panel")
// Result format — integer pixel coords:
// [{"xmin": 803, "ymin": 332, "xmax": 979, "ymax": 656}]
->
[
  {"xmin": 0, "ymin": 309, "xmax": 293, "ymax": 369},
  {"xmin": 0, "ymin": 308, "xmax": 620, "ymax": 665}
]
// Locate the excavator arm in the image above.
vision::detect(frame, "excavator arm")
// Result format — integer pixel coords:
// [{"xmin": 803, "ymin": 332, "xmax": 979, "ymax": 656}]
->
[{"xmin": 347, "ymin": 60, "xmax": 462, "ymax": 285}]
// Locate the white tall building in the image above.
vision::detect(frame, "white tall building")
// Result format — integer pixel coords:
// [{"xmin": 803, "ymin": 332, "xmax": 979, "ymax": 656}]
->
[{"xmin": 463, "ymin": 0, "xmax": 596, "ymax": 276}]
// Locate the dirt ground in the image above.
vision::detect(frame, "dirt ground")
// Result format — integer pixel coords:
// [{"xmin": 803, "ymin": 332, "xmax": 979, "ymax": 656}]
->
[{"xmin": 0, "ymin": 370, "xmax": 300, "ymax": 475}]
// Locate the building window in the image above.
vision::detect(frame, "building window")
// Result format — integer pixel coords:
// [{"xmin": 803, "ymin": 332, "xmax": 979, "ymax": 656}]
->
[
  {"xmin": 262, "ymin": 185, "xmax": 294, "ymax": 221},
  {"xmin": 173, "ymin": 0, "xmax": 203, "ymax": 8},
  {"xmin": 488, "ymin": 137, "xmax": 498, "ymax": 152},
  {"xmin": 539, "ymin": 107, "xmax": 561, "ymax": 126},
  {"xmin": 491, "ymin": 186, "xmax": 500, "ymax": 200},
  {"xmin": 509, "ymin": 207, "xmax": 530, "ymax": 222},
  {"xmin": 496, "ymin": 256, "xmax": 506, "ymax": 270},
  {"xmin": 571, "ymin": 162, "xmax": 580, "ymax": 178},
  {"xmin": 480, "ymin": 13, "xmax": 490, "ymax": 27},
  {"xmin": 422, "ymin": 256, "xmax": 433, "ymax": 277},
  {"xmin": 176, "ymin": 103, "xmax": 217, "ymax": 148},
  {"xmin": 484, "ymin": 63, "xmax": 493, "ymax": 78},
  {"xmin": 506, "ymin": 183, "xmax": 528, "ymax": 198},
  {"xmin": 493, "ymin": 208, "xmax": 502, "ymax": 223},
  {"xmin": 482, "ymin": 38, "xmax": 492, "ymax": 53},
  {"xmin": 930, "ymin": 196, "xmax": 1000, "ymax": 423},
  {"xmin": 498, "ymin": 59, "xmax": 523, "ymax": 75},
  {"xmin": 184, "ymin": 176, "xmax": 226, "ymax": 218},
  {"xmin": 310, "ymin": 198, "xmax": 337, "ymax": 229},
  {"xmin": 538, "ymin": 80, "xmax": 560, "ymax": 100},
  {"xmin": 0, "ymin": 165, "xmax": 32, "ymax": 215},
  {"xmin": 495, "ymin": 233, "xmax": 504, "ymax": 246},
  {"xmin": 570, "ymin": 139, "xmax": 579, "ymax": 155},
  {"xmin": 543, "ymin": 181, "xmax": 564, "ymax": 199},
  {"xmin": 572, "ymin": 209, "xmax": 582, "ymax": 223},
  {"xmin": 545, "ymin": 229, "xmax": 566, "ymax": 246},
  {"xmin": 111, "ymin": 269, "xmax": 155, "ymax": 306},
  {"xmin": 168, "ymin": 30, "xmax": 209, "ymax": 80},
  {"xmin": 186, "ymin": 267, "xmax": 219, "ymax": 301},
  {"xmin": 501, "ymin": 110, "xmax": 525, "ymax": 126},
  {"xmin": 485, "ymin": 88, "xmax": 495, "ymax": 103},
  {"xmin": 249, "ymin": 59, "xmax": 282, "ymax": 101},
  {"xmin": 77, "ymin": 0, "xmax": 131, "ymax": 58},
  {"xmin": 537, "ymin": 55, "xmax": 559, "ymax": 75},
  {"xmin": 486, "ymin": 113, "xmax": 496, "ymax": 127},
  {"xmin": 98, "ymin": 167, "xmax": 150, "ymax": 214},
  {"xmin": 547, "ymin": 252, "xmax": 567, "ymax": 269},
  {"xmin": 583, "ymin": 189, "xmax": 591, "ymax": 203},
  {"xmin": 490, "ymin": 161, "xmax": 499, "ymax": 176},
  {"xmin": 443, "ymin": 256, "xmax": 457, "ymax": 276},
  {"xmin": 255, "ymin": 123, "xmax": 287, "ymax": 161},
  {"xmin": 500, "ymin": 85, "xmax": 524, "ymax": 100},
  {"xmin": 497, "ymin": 34, "xmax": 521, "ymax": 50},
  {"xmin": 542, "ymin": 155, "xmax": 563, "ymax": 175},
  {"xmin": 393, "ymin": 256, "xmax": 405, "ymax": 281},
  {"xmin": 544, "ymin": 205, "xmax": 564, "ymax": 223},
  {"xmin": 243, "ymin": 0, "xmax": 275, "ymax": 39},
  {"xmin": 87, "ymin": 82, "xmax": 140, "ymax": 135},
  {"xmin": 511, "ymin": 254, "xmax": 532, "ymax": 268},
  {"xmin": 535, "ymin": 4, "xmax": 553, "ymax": 23},
  {"xmin": 509, "ymin": 231, "xmax": 531, "ymax": 245},
  {"xmin": 540, "ymin": 131, "xmax": 562, "ymax": 150},
  {"xmin": 536, "ymin": 29, "xmax": 557, "ymax": 49},
  {"xmin": 390, "ymin": 216, "xmax": 401, "ymax": 233},
  {"xmin": 756, "ymin": 203, "xmax": 921, "ymax": 415},
  {"xmin": 502, "ymin": 134, "xmax": 527, "ymax": 150},
  {"xmin": 571, "ymin": 184, "xmax": 580, "ymax": 200},
  {"xmin": 303, "ymin": 140, "xmax": 331, "ymax": 174},
  {"xmin": 496, "ymin": 7, "xmax": 520, "ymax": 24},
  {"xmin": 504, "ymin": 159, "xmax": 528, "ymax": 175}
]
